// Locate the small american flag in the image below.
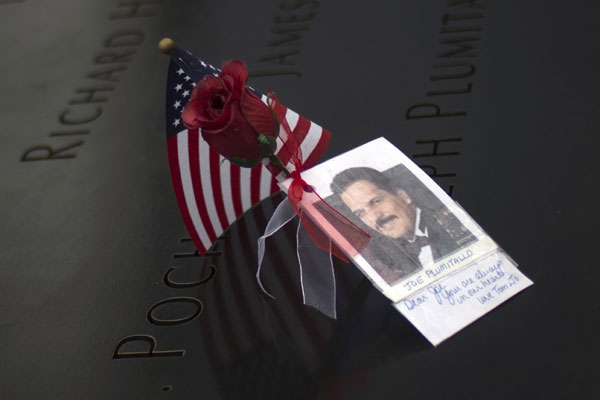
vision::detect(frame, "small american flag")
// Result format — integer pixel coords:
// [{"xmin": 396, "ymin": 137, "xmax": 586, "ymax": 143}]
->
[{"xmin": 166, "ymin": 47, "xmax": 331, "ymax": 254}]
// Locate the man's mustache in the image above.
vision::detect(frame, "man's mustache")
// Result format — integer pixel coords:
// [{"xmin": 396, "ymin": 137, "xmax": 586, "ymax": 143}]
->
[{"xmin": 376, "ymin": 215, "xmax": 397, "ymax": 229}]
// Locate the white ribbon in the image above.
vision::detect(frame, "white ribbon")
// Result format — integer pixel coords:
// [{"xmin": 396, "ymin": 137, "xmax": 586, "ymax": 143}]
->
[
  {"xmin": 257, "ymin": 198, "xmax": 297, "ymax": 298},
  {"xmin": 257, "ymin": 198, "xmax": 337, "ymax": 318},
  {"xmin": 296, "ymin": 209, "xmax": 337, "ymax": 318}
]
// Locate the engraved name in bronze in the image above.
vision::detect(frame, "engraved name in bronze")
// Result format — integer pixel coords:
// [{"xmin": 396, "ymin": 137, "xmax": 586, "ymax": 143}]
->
[
  {"xmin": 21, "ymin": 0, "xmax": 161, "ymax": 162},
  {"xmin": 406, "ymin": 0, "xmax": 486, "ymax": 196}
]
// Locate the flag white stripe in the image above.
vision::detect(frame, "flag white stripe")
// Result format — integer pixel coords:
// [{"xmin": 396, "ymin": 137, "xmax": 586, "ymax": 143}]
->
[
  {"xmin": 199, "ymin": 137, "xmax": 223, "ymax": 237},
  {"xmin": 240, "ymin": 167, "xmax": 252, "ymax": 211},
  {"xmin": 217, "ymin": 155, "xmax": 237, "ymax": 225},
  {"xmin": 300, "ymin": 123, "xmax": 323, "ymax": 164},
  {"xmin": 285, "ymin": 109, "xmax": 300, "ymax": 131},
  {"xmin": 259, "ymin": 165, "xmax": 273, "ymax": 200},
  {"xmin": 177, "ymin": 132, "xmax": 211, "ymax": 249}
]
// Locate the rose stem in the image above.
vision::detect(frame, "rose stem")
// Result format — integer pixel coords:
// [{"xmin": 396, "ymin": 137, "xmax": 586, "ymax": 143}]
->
[{"xmin": 268, "ymin": 154, "xmax": 290, "ymax": 177}]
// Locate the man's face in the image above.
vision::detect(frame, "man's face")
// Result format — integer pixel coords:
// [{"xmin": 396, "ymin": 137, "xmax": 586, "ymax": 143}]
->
[{"xmin": 340, "ymin": 180, "xmax": 415, "ymax": 239}]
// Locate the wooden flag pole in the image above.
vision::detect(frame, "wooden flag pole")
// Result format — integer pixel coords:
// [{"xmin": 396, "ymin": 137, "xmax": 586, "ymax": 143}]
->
[{"xmin": 158, "ymin": 38, "xmax": 175, "ymax": 54}]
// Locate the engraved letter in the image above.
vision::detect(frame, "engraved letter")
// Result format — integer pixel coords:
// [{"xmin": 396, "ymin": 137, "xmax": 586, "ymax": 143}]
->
[
  {"xmin": 438, "ymin": 36, "xmax": 480, "ymax": 58},
  {"xmin": 110, "ymin": 0, "xmax": 158, "ymax": 19},
  {"xmin": 406, "ymin": 103, "xmax": 466, "ymax": 119},
  {"xmin": 112, "ymin": 334, "xmax": 185, "ymax": 359},
  {"xmin": 70, "ymin": 87, "xmax": 114, "ymax": 104},
  {"xmin": 94, "ymin": 50, "xmax": 136, "ymax": 64},
  {"xmin": 59, "ymin": 107, "xmax": 102, "ymax": 125},
  {"xmin": 163, "ymin": 264, "xmax": 216, "ymax": 289},
  {"xmin": 104, "ymin": 30, "xmax": 145, "ymax": 47},
  {"xmin": 259, "ymin": 49, "xmax": 301, "ymax": 65},
  {"xmin": 427, "ymin": 83, "xmax": 472, "ymax": 96},
  {"xmin": 267, "ymin": 25, "xmax": 308, "ymax": 47},
  {"xmin": 87, "ymin": 66, "xmax": 128, "ymax": 82},
  {"xmin": 413, "ymin": 138, "xmax": 462, "ymax": 158},
  {"xmin": 21, "ymin": 141, "xmax": 84, "ymax": 161},
  {"xmin": 418, "ymin": 164, "xmax": 456, "ymax": 178},
  {"xmin": 431, "ymin": 63, "xmax": 476, "ymax": 81},
  {"xmin": 147, "ymin": 297, "xmax": 203, "ymax": 326}
]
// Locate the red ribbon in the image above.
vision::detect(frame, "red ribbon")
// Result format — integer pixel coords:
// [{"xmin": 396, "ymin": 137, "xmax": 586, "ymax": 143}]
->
[{"xmin": 269, "ymin": 92, "xmax": 370, "ymax": 262}]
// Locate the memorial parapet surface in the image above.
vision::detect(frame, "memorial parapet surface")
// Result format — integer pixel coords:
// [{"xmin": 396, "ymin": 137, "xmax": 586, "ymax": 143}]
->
[{"xmin": 1, "ymin": 0, "xmax": 598, "ymax": 399}]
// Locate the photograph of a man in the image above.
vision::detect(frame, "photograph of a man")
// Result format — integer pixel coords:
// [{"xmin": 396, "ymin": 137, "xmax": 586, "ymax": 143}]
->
[{"xmin": 330, "ymin": 166, "xmax": 475, "ymax": 284}]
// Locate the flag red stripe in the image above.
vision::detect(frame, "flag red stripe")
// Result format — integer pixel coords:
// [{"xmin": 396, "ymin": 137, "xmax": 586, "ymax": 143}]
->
[
  {"xmin": 230, "ymin": 164, "xmax": 243, "ymax": 217},
  {"xmin": 303, "ymin": 128, "xmax": 331, "ymax": 170},
  {"xmin": 209, "ymin": 150, "xmax": 230, "ymax": 231},
  {"xmin": 270, "ymin": 175, "xmax": 279, "ymax": 194},
  {"xmin": 272, "ymin": 101, "xmax": 287, "ymax": 123},
  {"xmin": 250, "ymin": 165, "xmax": 262, "ymax": 205},
  {"xmin": 273, "ymin": 104, "xmax": 293, "ymax": 167},
  {"xmin": 167, "ymin": 136, "xmax": 207, "ymax": 254},
  {"xmin": 188, "ymin": 130, "xmax": 218, "ymax": 243},
  {"xmin": 290, "ymin": 115, "xmax": 312, "ymax": 157},
  {"xmin": 264, "ymin": 162, "xmax": 279, "ymax": 178}
]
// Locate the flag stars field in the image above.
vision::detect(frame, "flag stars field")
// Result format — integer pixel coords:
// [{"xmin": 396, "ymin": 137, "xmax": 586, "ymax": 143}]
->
[{"xmin": 168, "ymin": 66, "xmax": 198, "ymax": 130}]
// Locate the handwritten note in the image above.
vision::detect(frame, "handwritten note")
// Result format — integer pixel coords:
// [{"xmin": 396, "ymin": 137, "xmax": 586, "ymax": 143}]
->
[{"xmin": 395, "ymin": 251, "xmax": 533, "ymax": 346}]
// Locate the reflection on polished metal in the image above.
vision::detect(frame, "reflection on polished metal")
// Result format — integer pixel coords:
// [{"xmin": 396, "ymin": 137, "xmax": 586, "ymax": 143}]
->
[{"xmin": 197, "ymin": 196, "xmax": 425, "ymax": 397}]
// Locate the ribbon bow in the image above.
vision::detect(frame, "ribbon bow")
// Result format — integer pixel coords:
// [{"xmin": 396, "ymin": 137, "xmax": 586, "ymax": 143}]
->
[{"xmin": 257, "ymin": 93, "xmax": 370, "ymax": 318}]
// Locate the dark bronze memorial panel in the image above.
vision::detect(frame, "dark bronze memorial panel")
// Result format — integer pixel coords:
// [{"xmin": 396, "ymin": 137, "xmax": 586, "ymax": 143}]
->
[{"xmin": 1, "ymin": 0, "xmax": 598, "ymax": 398}]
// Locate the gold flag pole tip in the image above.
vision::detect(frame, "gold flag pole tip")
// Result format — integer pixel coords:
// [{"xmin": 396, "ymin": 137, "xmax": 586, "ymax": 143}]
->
[{"xmin": 158, "ymin": 38, "xmax": 175, "ymax": 54}]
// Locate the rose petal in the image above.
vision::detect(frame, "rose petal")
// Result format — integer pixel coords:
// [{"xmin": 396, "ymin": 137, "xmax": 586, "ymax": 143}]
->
[
  {"xmin": 191, "ymin": 76, "xmax": 226, "ymax": 100},
  {"xmin": 188, "ymin": 80, "xmax": 205, "ymax": 102},
  {"xmin": 240, "ymin": 90, "xmax": 276, "ymax": 136},
  {"xmin": 187, "ymin": 82, "xmax": 227, "ymax": 116},
  {"xmin": 181, "ymin": 98, "xmax": 205, "ymax": 128},
  {"xmin": 182, "ymin": 98, "xmax": 232, "ymax": 130},
  {"xmin": 222, "ymin": 75, "xmax": 241, "ymax": 100},
  {"xmin": 221, "ymin": 60, "xmax": 248, "ymax": 91},
  {"xmin": 202, "ymin": 102, "xmax": 262, "ymax": 159},
  {"xmin": 182, "ymin": 74, "xmax": 235, "ymax": 130}
]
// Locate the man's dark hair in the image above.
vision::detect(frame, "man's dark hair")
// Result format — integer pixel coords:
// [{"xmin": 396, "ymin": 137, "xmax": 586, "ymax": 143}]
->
[{"xmin": 331, "ymin": 167, "xmax": 396, "ymax": 196}]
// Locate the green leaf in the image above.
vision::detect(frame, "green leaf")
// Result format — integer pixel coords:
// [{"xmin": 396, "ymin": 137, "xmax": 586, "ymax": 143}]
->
[
  {"xmin": 257, "ymin": 133, "xmax": 277, "ymax": 157},
  {"xmin": 226, "ymin": 156, "xmax": 260, "ymax": 168}
]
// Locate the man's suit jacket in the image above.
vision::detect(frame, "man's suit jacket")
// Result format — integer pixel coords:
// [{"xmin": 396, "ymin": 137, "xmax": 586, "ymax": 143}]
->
[{"xmin": 363, "ymin": 207, "xmax": 475, "ymax": 285}]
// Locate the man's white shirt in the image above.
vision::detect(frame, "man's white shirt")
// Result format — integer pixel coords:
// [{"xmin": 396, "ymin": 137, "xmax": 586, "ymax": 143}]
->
[{"xmin": 410, "ymin": 207, "xmax": 434, "ymax": 267}]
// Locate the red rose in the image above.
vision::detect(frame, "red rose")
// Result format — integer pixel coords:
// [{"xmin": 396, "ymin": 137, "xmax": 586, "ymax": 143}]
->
[{"xmin": 181, "ymin": 60, "xmax": 276, "ymax": 161}]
